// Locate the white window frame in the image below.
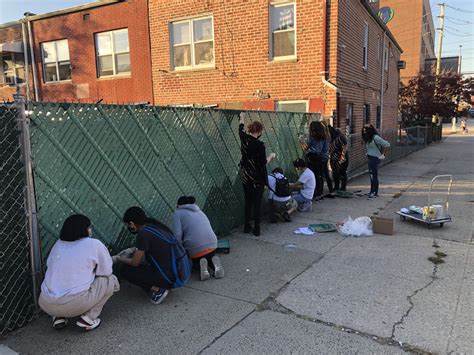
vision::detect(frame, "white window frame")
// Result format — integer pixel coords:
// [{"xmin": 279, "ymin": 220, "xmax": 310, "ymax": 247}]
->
[
  {"xmin": 170, "ymin": 16, "xmax": 215, "ymax": 71},
  {"xmin": 346, "ymin": 103, "xmax": 354, "ymax": 134},
  {"xmin": 377, "ymin": 36, "xmax": 381, "ymax": 62},
  {"xmin": 363, "ymin": 22, "xmax": 369, "ymax": 71},
  {"xmin": 41, "ymin": 39, "xmax": 71, "ymax": 83},
  {"xmin": 276, "ymin": 100, "xmax": 308, "ymax": 113},
  {"xmin": 95, "ymin": 28, "xmax": 131, "ymax": 78},
  {"xmin": 1, "ymin": 52, "xmax": 25, "ymax": 86},
  {"xmin": 269, "ymin": 1, "xmax": 297, "ymax": 61},
  {"xmin": 383, "ymin": 44, "xmax": 389, "ymax": 72}
]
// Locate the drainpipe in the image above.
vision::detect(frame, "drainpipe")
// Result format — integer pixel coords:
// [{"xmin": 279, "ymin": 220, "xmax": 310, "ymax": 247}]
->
[
  {"xmin": 380, "ymin": 32, "xmax": 386, "ymax": 133},
  {"xmin": 21, "ymin": 21, "xmax": 30, "ymax": 101},
  {"xmin": 25, "ymin": 13, "xmax": 39, "ymax": 101},
  {"xmin": 322, "ymin": 0, "xmax": 340, "ymax": 126}
]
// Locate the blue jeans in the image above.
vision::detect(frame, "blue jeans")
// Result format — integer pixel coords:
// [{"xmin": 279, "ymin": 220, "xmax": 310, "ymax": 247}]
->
[{"xmin": 368, "ymin": 155, "xmax": 380, "ymax": 195}]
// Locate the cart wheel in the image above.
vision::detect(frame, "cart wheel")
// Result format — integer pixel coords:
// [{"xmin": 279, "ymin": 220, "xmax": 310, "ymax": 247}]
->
[{"xmin": 439, "ymin": 223, "xmax": 444, "ymax": 228}]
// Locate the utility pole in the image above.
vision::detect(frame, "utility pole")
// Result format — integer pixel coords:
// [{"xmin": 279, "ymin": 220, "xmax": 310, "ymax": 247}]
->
[
  {"xmin": 434, "ymin": 2, "xmax": 445, "ymax": 125},
  {"xmin": 458, "ymin": 45, "xmax": 462, "ymax": 74}
]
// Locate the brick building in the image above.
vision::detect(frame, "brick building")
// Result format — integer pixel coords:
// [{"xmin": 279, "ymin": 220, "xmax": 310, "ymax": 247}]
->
[
  {"xmin": 149, "ymin": 0, "xmax": 402, "ymax": 136},
  {"xmin": 0, "ymin": 0, "xmax": 153, "ymax": 104},
  {"xmin": 369, "ymin": 0, "xmax": 435, "ymax": 83}
]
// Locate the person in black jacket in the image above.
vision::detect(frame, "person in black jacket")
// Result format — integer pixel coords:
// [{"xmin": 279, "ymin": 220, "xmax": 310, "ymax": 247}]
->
[{"xmin": 239, "ymin": 112, "xmax": 275, "ymax": 236}]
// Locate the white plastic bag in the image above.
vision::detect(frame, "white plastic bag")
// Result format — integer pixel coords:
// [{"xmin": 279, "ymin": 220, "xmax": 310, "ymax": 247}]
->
[{"xmin": 336, "ymin": 216, "xmax": 374, "ymax": 237}]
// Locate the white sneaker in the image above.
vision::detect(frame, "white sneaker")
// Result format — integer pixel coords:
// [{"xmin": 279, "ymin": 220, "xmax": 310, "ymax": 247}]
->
[
  {"xmin": 76, "ymin": 315, "xmax": 101, "ymax": 331},
  {"xmin": 212, "ymin": 255, "xmax": 225, "ymax": 279},
  {"xmin": 199, "ymin": 258, "xmax": 211, "ymax": 281}
]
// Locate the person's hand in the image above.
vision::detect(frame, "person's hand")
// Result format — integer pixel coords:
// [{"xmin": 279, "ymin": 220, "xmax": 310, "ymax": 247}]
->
[
  {"xmin": 269, "ymin": 152, "xmax": 276, "ymax": 160},
  {"xmin": 379, "ymin": 154, "xmax": 386, "ymax": 160},
  {"xmin": 239, "ymin": 112, "xmax": 246, "ymax": 124},
  {"xmin": 301, "ymin": 143, "xmax": 309, "ymax": 151}
]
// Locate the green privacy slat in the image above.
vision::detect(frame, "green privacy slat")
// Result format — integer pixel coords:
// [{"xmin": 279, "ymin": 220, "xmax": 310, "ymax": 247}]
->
[{"xmin": 29, "ymin": 103, "xmax": 309, "ymax": 257}]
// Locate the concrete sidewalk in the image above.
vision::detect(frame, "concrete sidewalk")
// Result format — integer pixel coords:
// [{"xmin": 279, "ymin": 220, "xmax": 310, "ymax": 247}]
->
[{"xmin": 2, "ymin": 132, "xmax": 473, "ymax": 354}]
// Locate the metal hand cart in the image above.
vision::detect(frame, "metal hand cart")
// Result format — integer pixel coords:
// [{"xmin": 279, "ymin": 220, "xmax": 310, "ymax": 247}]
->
[{"xmin": 395, "ymin": 175, "xmax": 453, "ymax": 228}]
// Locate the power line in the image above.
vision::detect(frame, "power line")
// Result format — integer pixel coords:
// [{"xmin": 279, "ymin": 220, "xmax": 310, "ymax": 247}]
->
[
  {"xmin": 445, "ymin": 29, "xmax": 473, "ymax": 37},
  {"xmin": 444, "ymin": 4, "xmax": 474, "ymax": 14},
  {"xmin": 445, "ymin": 26, "xmax": 473, "ymax": 36},
  {"xmin": 445, "ymin": 16, "xmax": 474, "ymax": 25}
]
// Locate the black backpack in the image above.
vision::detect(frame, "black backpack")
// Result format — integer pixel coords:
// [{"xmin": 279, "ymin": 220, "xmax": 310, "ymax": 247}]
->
[{"xmin": 270, "ymin": 174, "xmax": 291, "ymax": 198}]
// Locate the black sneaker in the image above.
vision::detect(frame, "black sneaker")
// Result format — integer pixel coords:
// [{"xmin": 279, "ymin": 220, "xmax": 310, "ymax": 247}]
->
[
  {"xmin": 253, "ymin": 225, "xmax": 261, "ymax": 236},
  {"xmin": 150, "ymin": 288, "xmax": 169, "ymax": 305},
  {"xmin": 52, "ymin": 317, "xmax": 68, "ymax": 330},
  {"xmin": 367, "ymin": 193, "xmax": 379, "ymax": 199}
]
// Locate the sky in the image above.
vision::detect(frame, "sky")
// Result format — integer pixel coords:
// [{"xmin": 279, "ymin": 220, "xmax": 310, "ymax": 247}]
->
[{"xmin": 0, "ymin": 0, "xmax": 473, "ymax": 74}]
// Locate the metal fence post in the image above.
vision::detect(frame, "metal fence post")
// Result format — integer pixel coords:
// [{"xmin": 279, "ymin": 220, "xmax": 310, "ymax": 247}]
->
[{"xmin": 15, "ymin": 94, "xmax": 42, "ymax": 306}]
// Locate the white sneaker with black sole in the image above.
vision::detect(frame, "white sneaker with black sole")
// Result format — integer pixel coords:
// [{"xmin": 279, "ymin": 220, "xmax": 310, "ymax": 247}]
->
[
  {"xmin": 199, "ymin": 258, "xmax": 211, "ymax": 281},
  {"xmin": 212, "ymin": 255, "xmax": 224, "ymax": 279}
]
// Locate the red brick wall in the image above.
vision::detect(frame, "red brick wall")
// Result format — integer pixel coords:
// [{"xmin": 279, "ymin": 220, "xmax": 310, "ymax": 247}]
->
[
  {"xmin": 149, "ymin": 0, "xmax": 334, "ymax": 115},
  {"xmin": 335, "ymin": 0, "xmax": 401, "ymax": 171},
  {"xmin": 29, "ymin": 0, "xmax": 153, "ymax": 104}
]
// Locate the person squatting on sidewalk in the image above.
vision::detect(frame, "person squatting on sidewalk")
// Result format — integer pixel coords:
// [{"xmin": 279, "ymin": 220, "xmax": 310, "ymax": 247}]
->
[
  {"xmin": 362, "ymin": 125, "xmax": 390, "ymax": 199},
  {"xmin": 39, "ymin": 214, "xmax": 119, "ymax": 331},
  {"xmin": 117, "ymin": 207, "xmax": 176, "ymax": 305},
  {"xmin": 290, "ymin": 158, "xmax": 316, "ymax": 212},
  {"xmin": 267, "ymin": 167, "xmax": 298, "ymax": 223},
  {"xmin": 239, "ymin": 112, "xmax": 275, "ymax": 236},
  {"xmin": 172, "ymin": 196, "xmax": 224, "ymax": 281}
]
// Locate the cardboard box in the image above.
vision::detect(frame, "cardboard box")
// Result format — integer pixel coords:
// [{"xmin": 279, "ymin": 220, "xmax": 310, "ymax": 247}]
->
[{"xmin": 371, "ymin": 216, "xmax": 394, "ymax": 235}]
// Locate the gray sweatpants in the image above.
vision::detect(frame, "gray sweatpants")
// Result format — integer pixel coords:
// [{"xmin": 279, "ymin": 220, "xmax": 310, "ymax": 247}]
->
[{"xmin": 39, "ymin": 274, "xmax": 119, "ymax": 320}]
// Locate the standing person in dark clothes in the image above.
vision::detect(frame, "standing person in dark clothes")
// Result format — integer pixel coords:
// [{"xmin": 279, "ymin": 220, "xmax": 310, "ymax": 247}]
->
[
  {"xmin": 117, "ymin": 207, "xmax": 175, "ymax": 305},
  {"xmin": 328, "ymin": 126, "xmax": 349, "ymax": 191},
  {"xmin": 239, "ymin": 112, "xmax": 276, "ymax": 236},
  {"xmin": 362, "ymin": 125, "xmax": 390, "ymax": 199},
  {"xmin": 305, "ymin": 121, "xmax": 334, "ymax": 200}
]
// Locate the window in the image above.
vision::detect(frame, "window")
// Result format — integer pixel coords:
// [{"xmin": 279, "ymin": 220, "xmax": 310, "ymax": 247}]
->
[
  {"xmin": 363, "ymin": 22, "xmax": 369, "ymax": 70},
  {"xmin": 377, "ymin": 36, "xmax": 381, "ymax": 62},
  {"xmin": 376, "ymin": 105, "xmax": 381, "ymax": 129},
  {"xmin": 276, "ymin": 100, "xmax": 308, "ymax": 112},
  {"xmin": 383, "ymin": 44, "xmax": 389, "ymax": 71},
  {"xmin": 346, "ymin": 103, "xmax": 354, "ymax": 134},
  {"xmin": 170, "ymin": 16, "xmax": 214, "ymax": 70},
  {"xmin": 41, "ymin": 39, "xmax": 71, "ymax": 82},
  {"xmin": 270, "ymin": 2, "xmax": 296, "ymax": 60},
  {"xmin": 364, "ymin": 104, "xmax": 371, "ymax": 124},
  {"xmin": 95, "ymin": 29, "xmax": 131, "ymax": 77},
  {"xmin": 0, "ymin": 53, "xmax": 25, "ymax": 85}
]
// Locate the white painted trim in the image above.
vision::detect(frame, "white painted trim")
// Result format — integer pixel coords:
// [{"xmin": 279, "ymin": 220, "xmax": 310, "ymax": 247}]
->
[
  {"xmin": 269, "ymin": 1, "xmax": 297, "ymax": 61},
  {"xmin": 276, "ymin": 99, "xmax": 309, "ymax": 113}
]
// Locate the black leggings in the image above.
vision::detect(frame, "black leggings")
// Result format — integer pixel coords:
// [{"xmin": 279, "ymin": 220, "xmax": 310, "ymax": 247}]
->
[
  {"xmin": 330, "ymin": 156, "xmax": 349, "ymax": 191},
  {"xmin": 191, "ymin": 250, "xmax": 216, "ymax": 271},
  {"xmin": 243, "ymin": 182, "xmax": 265, "ymax": 227},
  {"xmin": 120, "ymin": 264, "xmax": 172, "ymax": 291},
  {"xmin": 307, "ymin": 154, "xmax": 333, "ymax": 197}
]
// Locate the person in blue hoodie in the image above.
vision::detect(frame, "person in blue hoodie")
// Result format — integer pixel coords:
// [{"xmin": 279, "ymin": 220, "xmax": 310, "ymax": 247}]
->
[{"xmin": 172, "ymin": 196, "xmax": 224, "ymax": 281}]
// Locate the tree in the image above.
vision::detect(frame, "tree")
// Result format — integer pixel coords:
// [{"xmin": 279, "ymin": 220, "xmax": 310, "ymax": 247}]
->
[{"xmin": 399, "ymin": 71, "xmax": 473, "ymax": 126}]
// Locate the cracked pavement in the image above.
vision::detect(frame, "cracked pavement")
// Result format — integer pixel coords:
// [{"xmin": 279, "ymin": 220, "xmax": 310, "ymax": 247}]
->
[{"xmin": 2, "ymin": 128, "xmax": 473, "ymax": 354}]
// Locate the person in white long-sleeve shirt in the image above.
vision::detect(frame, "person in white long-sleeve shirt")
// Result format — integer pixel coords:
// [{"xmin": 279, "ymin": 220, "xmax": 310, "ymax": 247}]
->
[{"xmin": 39, "ymin": 214, "xmax": 119, "ymax": 331}]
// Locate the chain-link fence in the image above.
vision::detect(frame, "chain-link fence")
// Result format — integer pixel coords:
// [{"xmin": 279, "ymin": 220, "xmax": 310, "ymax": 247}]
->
[
  {"xmin": 0, "ymin": 102, "xmax": 37, "ymax": 336},
  {"xmin": 29, "ymin": 103, "xmax": 313, "ymax": 257},
  {"xmin": 347, "ymin": 125, "xmax": 443, "ymax": 176},
  {"xmin": 1, "ymin": 99, "xmax": 443, "ymax": 335}
]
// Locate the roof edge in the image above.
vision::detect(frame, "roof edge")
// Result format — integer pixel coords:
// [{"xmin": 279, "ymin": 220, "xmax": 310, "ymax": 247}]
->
[
  {"xmin": 359, "ymin": 0, "xmax": 403, "ymax": 53},
  {"xmin": 0, "ymin": 0, "xmax": 123, "ymax": 27}
]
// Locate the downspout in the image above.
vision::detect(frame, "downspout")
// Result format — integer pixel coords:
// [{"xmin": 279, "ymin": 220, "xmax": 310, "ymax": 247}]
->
[
  {"xmin": 21, "ymin": 21, "xmax": 30, "ymax": 101},
  {"xmin": 322, "ymin": 0, "xmax": 340, "ymax": 125},
  {"xmin": 380, "ymin": 32, "xmax": 386, "ymax": 133},
  {"xmin": 25, "ymin": 14, "xmax": 39, "ymax": 101}
]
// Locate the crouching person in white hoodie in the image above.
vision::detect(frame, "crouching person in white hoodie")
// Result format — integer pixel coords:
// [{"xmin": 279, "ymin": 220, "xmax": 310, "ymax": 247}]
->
[
  {"xmin": 172, "ymin": 196, "xmax": 224, "ymax": 281},
  {"xmin": 39, "ymin": 214, "xmax": 119, "ymax": 331}
]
